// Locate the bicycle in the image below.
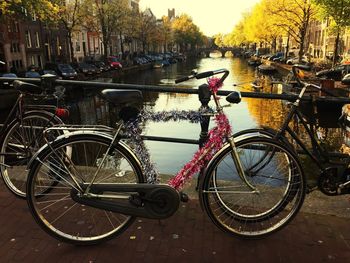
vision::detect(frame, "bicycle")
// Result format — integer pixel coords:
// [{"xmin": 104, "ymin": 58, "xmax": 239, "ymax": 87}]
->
[
  {"xmin": 235, "ymin": 64, "xmax": 350, "ymax": 196},
  {"xmin": 26, "ymin": 69, "xmax": 306, "ymax": 245},
  {"xmin": 0, "ymin": 76, "xmax": 68, "ymax": 198}
]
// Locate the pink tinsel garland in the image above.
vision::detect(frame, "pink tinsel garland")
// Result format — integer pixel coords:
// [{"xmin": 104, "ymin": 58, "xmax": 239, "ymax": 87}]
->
[
  {"xmin": 169, "ymin": 113, "xmax": 232, "ymax": 190},
  {"xmin": 207, "ymin": 77, "xmax": 223, "ymax": 93}
]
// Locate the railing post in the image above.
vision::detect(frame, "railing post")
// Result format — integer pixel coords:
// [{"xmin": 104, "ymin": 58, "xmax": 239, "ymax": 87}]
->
[
  {"xmin": 41, "ymin": 74, "xmax": 57, "ymax": 94},
  {"xmin": 197, "ymin": 83, "xmax": 211, "ymax": 191},
  {"xmin": 198, "ymin": 83, "xmax": 211, "ymax": 147}
]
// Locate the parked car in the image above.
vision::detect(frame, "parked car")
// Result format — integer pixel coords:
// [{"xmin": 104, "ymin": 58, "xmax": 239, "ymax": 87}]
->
[
  {"xmin": 273, "ymin": 55, "xmax": 293, "ymax": 63},
  {"xmin": 0, "ymin": 73, "xmax": 17, "ymax": 88},
  {"xmin": 268, "ymin": 52, "xmax": 284, "ymax": 61},
  {"xmin": 25, "ymin": 71, "xmax": 41, "ymax": 78},
  {"xmin": 316, "ymin": 63, "xmax": 350, "ymax": 81},
  {"xmin": 106, "ymin": 56, "xmax": 122, "ymax": 70},
  {"xmin": 40, "ymin": 69, "xmax": 60, "ymax": 78},
  {"xmin": 261, "ymin": 53, "xmax": 273, "ymax": 60},
  {"xmin": 133, "ymin": 56, "xmax": 149, "ymax": 65},
  {"xmin": 286, "ymin": 56, "xmax": 308, "ymax": 65},
  {"xmin": 342, "ymin": 73, "xmax": 350, "ymax": 85},
  {"xmin": 92, "ymin": 61, "xmax": 110, "ymax": 72},
  {"xmin": 44, "ymin": 63, "xmax": 78, "ymax": 79},
  {"xmin": 71, "ymin": 62, "xmax": 96, "ymax": 75}
]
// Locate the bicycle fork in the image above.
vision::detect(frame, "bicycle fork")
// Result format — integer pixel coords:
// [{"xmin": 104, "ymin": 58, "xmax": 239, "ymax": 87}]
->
[{"xmin": 227, "ymin": 136, "xmax": 259, "ymax": 193}]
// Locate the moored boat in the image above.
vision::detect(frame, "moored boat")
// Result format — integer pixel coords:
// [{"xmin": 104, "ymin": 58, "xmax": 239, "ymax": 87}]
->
[
  {"xmin": 247, "ymin": 59, "xmax": 262, "ymax": 67},
  {"xmin": 258, "ymin": 64, "xmax": 276, "ymax": 74}
]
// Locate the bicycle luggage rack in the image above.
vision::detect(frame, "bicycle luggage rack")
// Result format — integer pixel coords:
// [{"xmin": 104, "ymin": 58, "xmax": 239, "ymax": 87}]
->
[
  {"xmin": 44, "ymin": 124, "xmax": 115, "ymax": 135},
  {"xmin": 44, "ymin": 124, "xmax": 202, "ymax": 145}
]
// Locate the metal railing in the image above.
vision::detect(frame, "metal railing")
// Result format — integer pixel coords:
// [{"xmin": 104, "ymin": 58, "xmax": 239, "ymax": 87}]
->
[{"xmin": 1, "ymin": 76, "xmax": 350, "ymax": 153}]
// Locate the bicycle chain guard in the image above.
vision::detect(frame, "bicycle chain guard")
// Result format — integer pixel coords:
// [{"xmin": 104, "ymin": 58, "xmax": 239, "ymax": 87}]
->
[{"xmin": 71, "ymin": 184, "xmax": 180, "ymax": 219}]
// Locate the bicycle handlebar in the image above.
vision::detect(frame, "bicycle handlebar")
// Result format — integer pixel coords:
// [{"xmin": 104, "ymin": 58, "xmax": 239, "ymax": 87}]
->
[{"xmin": 175, "ymin": 69, "xmax": 229, "ymax": 84}]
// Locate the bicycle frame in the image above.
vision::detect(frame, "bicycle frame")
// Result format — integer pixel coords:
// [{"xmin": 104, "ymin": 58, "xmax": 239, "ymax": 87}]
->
[
  {"xmin": 0, "ymin": 92, "xmax": 64, "ymax": 165},
  {"xmin": 45, "ymin": 73, "xmax": 258, "ymax": 197},
  {"xmin": 278, "ymin": 103, "xmax": 328, "ymax": 170},
  {"xmin": 0, "ymin": 93, "xmax": 58, "ymax": 137}
]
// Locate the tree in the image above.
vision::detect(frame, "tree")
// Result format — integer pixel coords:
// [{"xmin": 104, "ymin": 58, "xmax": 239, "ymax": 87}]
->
[
  {"xmin": 51, "ymin": 0, "xmax": 84, "ymax": 62},
  {"xmin": 314, "ymin": 0, "xmax": 350, "ymax": 65},
  {"xmin": 265, "ymin": 0, "xmax": 319, "ymax": 61},
  {"xmin": 82, "ymin": 0, "xmax": 130, "ymax": 58},
  {"xmin": 132, "ymin": 9, "xmax": 157, "ymax": 53},
  {"xmin": 248, "ymin": 1, "xmax": 286, "ymax": 52},
  {"xmin": 172, "ymin": 14, "xmax": 205, "ymax": 52},
  {"xmin": 158, "ymin": 16, "xmax": 173, "ymax": 52},
  {"xmin": 223, "ymin": 12, "xmax": 250, "ymax": 47},
  {"xmin": 214, "ymin": 33, "xmax": 224, "ymax": 47},
  {"xmin": 0, "ymin": 0, "xmax": 59, "ymax": 19}
]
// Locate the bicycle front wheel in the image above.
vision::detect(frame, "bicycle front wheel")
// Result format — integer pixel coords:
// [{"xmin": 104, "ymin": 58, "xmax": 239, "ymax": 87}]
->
[
  {"xmin": 200, "ymin": 136, "xmax": 305, "ymax": 238},
  {"xmin": 0, "ymin": 111, "xmax": 63, "ymax": 198},
  {"xmin": 27, "ymin": 133, "xmax": 144, "ymax": 245}
]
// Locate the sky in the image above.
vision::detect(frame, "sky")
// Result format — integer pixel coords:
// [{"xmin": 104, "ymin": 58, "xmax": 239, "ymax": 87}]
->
[{"xmin": 139, "ymin": 0, "xmax": 261, "ymax": 36}]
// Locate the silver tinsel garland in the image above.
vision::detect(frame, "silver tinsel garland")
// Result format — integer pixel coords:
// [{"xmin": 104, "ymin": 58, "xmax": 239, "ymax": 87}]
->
[{"xmin": 124, "ymin": 108, "xmax": 215, "ymax": 183}]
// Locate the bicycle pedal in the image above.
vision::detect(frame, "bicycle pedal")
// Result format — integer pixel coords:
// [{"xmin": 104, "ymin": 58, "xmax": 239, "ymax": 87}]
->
[{"xmin": 179, "ymin": 192, "xmax": 189, "ymax": 203}]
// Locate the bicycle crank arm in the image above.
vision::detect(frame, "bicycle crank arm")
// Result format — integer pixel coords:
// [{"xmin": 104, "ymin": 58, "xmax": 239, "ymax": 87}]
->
[{"xmin": 71, "ymin": 184, "xmax": 180, "ymax": 219}]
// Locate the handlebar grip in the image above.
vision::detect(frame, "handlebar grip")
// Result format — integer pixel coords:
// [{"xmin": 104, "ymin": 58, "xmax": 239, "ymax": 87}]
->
[
  {"xmin": 195, "ymin": 71, "xmax": 214, "ymax": 79},
  {"xmin": 175, "ymin": 76, "xmax": 190, "ymax": 84}
]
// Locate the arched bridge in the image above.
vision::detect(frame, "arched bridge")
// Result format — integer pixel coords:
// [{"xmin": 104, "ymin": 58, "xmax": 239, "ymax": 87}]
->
[{"xmin": 197, "ymin": 47, "xmax": 242, "ymax": 57}]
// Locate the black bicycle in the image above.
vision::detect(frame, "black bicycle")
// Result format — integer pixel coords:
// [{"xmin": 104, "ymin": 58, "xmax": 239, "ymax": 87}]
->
[
  {"xmin": 25, "ymin": 69, "xmax": 305, "ymax": 244},
  {"xmin": 235, "ymin": 64, "xmax": 350, "ymax": 196},
  {"xmin": 0, "ymin": 77, "xmax": 67, "ymax": 198}
]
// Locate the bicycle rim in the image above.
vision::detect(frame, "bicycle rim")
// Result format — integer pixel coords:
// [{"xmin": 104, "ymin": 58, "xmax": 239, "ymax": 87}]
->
[
  {"xmin": 27, "ymin": 134, "xmax": 144, "ymax": 245},
  {"xmin": 200, "ymin": 137, "xmax": 305, "ymax": 238}
]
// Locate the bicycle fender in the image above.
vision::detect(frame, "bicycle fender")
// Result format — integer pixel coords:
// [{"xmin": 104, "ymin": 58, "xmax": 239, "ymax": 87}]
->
[{"xmin": 26, "ymin": 130, "xmax": 114, "ymax": 170}]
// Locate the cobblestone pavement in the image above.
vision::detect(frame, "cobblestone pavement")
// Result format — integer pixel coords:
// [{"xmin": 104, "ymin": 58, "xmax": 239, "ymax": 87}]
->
[{"xmin": 0, "ymin": 182, "xmax": 349, "ymax": 263}]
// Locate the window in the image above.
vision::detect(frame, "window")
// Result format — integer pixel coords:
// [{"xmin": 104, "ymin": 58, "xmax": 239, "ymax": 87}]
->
[
  {"xmin": 31, "ymin": 56, "xmax": 35, "ymax": 65},
  {"xmin": 34, "ymin": 32, "xmax": 40, "ymax": 48},
  {"xmin": 25, "ymin": 31, "xmax": 32, "ymax": 48},
  {"xmin": 10, "ymin": 42, "xmax": 20, "ymax": 53},
  {"xmin": 76, "ymin": 41, "xmax": 81, "ymax": 52}
]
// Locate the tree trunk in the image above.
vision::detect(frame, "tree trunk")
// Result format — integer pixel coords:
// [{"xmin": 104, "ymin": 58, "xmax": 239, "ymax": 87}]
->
[
  {"xmin": 119, "ymin": 32, "xmax": 124, "ymax": 55},
  {"xmin": 285, "ymin": 33, "xmax": 290, "ymax": 60},
  {"xmin": 271, "ymin": 37, "xmax": 276, "ymax": 53},
  {"xmin": 68, "ymin": 31, "xmax": 75, "ymax": 63},
  {"xmin": 333, "ymin": 29, "xmax": 340, "ymax": 66},
  {"xmin": 103, "ymin": 40, "xmax": 108, "ymax": 58}
]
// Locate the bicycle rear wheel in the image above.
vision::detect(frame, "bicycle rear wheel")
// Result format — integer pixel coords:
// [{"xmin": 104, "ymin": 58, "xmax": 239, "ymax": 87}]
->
[
  {"xmin": 27, "ymin": 133, "xmax": 144, "ymax": 245},
  {"xmin": 200, "ymin": 136, "xmax": 305, "ymax": 238},
  {"xmin": 0, "ymin": 111, "xmax": 63, "ymax": 198}
]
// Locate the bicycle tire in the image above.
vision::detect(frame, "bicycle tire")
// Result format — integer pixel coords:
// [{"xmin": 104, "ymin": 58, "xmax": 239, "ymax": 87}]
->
[
  {"xmin": 0, "ymin": 111, "xmax": 63, "ymax": 198},
  {"xmin": 26, "ymin": 133, "xmax": 145, "ymax": 245},
  {"xmin": 200, "ymin": 136, "xmax": 305, "ymax": 238}
]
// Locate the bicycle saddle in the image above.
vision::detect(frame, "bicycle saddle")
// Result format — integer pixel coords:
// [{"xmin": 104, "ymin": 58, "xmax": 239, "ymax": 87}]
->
[
  {"xmin": 13, "ymin": 80, "xmax": 42, "ymax": 94},
  {"xmin": 100, "ymin": 89, "xmax": 143, "ymax": 105},
  {"xmin": 226, "ymin": 91, "xmax": 241, "ymax": 104}
]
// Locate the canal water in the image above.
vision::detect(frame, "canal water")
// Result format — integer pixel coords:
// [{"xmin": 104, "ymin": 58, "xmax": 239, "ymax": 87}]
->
[{"xmin": 59, "ymin": 55, "xmax": 348, "ymax": 178}]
